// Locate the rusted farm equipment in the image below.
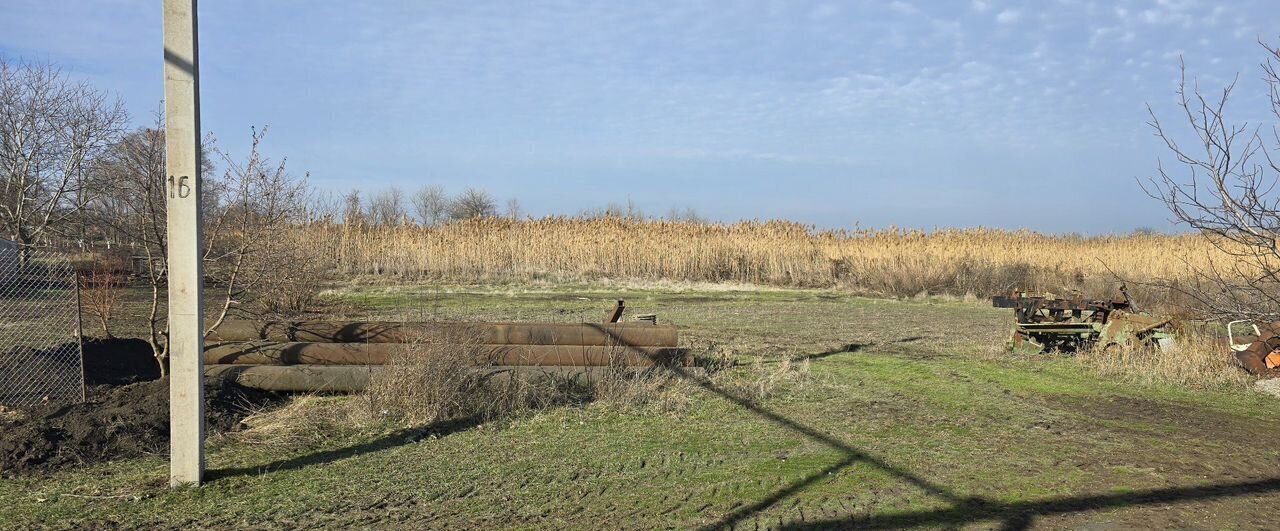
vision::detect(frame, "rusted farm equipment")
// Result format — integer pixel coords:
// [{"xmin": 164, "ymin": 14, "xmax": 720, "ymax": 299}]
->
[
  {"xmin": 1227, "ymin": 320, "xmax": 1280, "ymax": 375},
  {"xmin": 992, "ymin": 287, "xmax": 1176, "ymax": 354}
]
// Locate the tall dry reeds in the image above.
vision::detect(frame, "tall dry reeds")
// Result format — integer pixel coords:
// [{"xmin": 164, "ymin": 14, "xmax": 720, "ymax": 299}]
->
[{"xmin": 292, "ymin": 217, "xmax": 1215, "ymax": 300}]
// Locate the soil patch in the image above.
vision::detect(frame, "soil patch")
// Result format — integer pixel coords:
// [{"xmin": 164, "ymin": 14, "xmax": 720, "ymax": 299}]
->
[
  {"xmin": 0, "ymin": 377, "xmax": 280, "ymax": 476},
  {"xmin": 81, "ymin": 337, "xmax": 161, "ymax": 386}
]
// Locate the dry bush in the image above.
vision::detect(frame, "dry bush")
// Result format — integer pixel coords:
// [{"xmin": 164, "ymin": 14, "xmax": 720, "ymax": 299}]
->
[
  {"xmin": 591, "ymin": 366, "xmax": 695, "ymax": 415},
  {"xmin": 226, "ymin": 394, "xmax": 355, "ymax": 451},
  {"xmin": 717, "ymin": 355, "xmax": 813, "ymax": 405},
  {"xmin": 362, "ymin": 338, "xmax": 591, "ymax": 425},
  {"xmin": 1074, "ymin": 328, "xmax": 1251, "ymax": 390},
  {"xmin": 293, "ymin": 218, "xmax": 1220, "ymax": 300}
]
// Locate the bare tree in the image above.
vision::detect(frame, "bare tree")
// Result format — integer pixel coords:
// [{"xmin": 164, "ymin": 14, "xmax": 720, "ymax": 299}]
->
[
  {"xmin": 580, "ymin": 198, "xmax": 644, "ymax": 220},
  {"xmin": 449, "ymin": 187, "xmax": 497, "ymax": 220},
  {"xmin": 412, "ymin": 184, "xmax": 449, "ymax": 226},
  {"xmin": 204, "ymin": 126, "xmax": 313, "ymax": 331},
  {"xmin": 367, "ymin": 187, "xmax": 406, "ymax": 227},
  {"xmin": 341, "ymin": 189, "xmax": 363, "ymax": 225},
  {"xmin": 0, "ymin": 59, "xmax": 126, "ymax": 259},
  {"xmin": 1144, "ymin": 44, "xmax": 1280, "ymax": 320},
  {"xmin": 92, "ymin": 123, "xmax": 312, "ymax": 374},
  {"xmin": 91, "ymin": 122, "xmax": 176, "ymax": 368},
  {"xmin": 306, "ymin": 189, "xmax": 342, "ymax": 224},
  {"xmin": 665, "ymin": 206, "xmax": 704, "ymax": 223},
  {"xmin": 506, "ymin": 197, "xmax": 522, "ymax": 220}
]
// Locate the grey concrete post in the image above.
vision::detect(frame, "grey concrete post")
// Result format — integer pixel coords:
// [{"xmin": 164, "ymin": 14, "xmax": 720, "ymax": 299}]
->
[{"xmin": 163, "ymin": 0, "xmax": 205, "ymax": 487}]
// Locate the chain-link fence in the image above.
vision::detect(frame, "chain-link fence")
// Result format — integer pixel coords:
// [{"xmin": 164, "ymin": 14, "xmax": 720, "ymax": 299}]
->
[{"xmin": 0, "ymin": 243, "xmax": 84, "ymax": 405}]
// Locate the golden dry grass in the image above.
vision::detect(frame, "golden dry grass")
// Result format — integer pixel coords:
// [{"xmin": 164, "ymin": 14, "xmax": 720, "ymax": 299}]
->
[
  {"xmin": 1074, "ymin": 329, "xmax": 1252, "ymax": 390},
  {"xmin": 296, "ymin": 217, "xmax": 1213, "ymax": 298}
]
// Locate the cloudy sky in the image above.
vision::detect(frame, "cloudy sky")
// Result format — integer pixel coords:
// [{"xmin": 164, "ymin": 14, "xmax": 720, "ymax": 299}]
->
[{"xmin": 3, "ymin": 0, "xmax": 1278, "ymax": 232}]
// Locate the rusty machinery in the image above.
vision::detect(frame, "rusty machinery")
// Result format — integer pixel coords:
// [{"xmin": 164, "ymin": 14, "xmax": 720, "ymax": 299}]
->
[
  {"xmin": 992, "ymin": 287, "xmax": 1176, "ymax": 354},
  {"xmin": 1227, "ymin": 320, "xmax": 1280, "ymax": 375}
]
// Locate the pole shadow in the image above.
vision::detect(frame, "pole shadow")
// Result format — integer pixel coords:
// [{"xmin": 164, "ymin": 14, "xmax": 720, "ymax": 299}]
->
[
  {"xmin": 583, "ymin": 324, "xmax": 1280, "ymax": 530},
  {"xmin": 206, "ymin": 414, "xmax": 483, "ymax": 481}
]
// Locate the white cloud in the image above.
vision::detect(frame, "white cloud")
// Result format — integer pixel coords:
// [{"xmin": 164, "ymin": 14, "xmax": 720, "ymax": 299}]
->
[
  {"xmin": 971, "ymin": 0, "xmax": 991, "ymax": 12},
  {"xmin": 809, "ymin": 3, "xmax": 840, "ymax": 19},
  {"xmin": 888, "ymin": 1, "xmax": 918, "ymax": 15},
  {"xmin": 996, "ymin": 9, "xmax": 1022, "ymax": 24}
]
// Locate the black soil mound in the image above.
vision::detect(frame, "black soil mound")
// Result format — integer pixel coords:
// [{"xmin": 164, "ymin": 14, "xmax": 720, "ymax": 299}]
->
[
  {"xmin": 0, "ymin": 377, "xmax": 280, "ymax": 476},
  {"xmin": 81, "ymin": 337, "xmax": 162, "ymax": 386}
]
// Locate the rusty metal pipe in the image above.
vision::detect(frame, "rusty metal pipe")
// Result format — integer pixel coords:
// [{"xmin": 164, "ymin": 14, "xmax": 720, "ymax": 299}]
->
[
  {"xmin": 207, "ymin": 320, "xmax": 678, "ymax": 347},
  {"xmin": 203, "ymin": 342, "xmax": 689, "ymax": 367},
  {"xmin": 206, "ymin": 364, "xmax": 376, "ymax": 392},
  {"xmin": 204, "ymin": 364, "xmax": 672, "ymax": 392}
]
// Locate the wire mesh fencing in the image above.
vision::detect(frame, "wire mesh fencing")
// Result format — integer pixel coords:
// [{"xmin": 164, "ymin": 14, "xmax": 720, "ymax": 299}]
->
[{"xmin": 0, "ymin": 243, "xmax": 84, "ymax": 406}]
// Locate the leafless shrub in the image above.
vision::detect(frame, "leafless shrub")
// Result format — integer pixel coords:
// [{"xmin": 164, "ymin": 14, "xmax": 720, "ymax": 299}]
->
[
  {"xmin": 582, "ymin": 342, "xmax": 694, "ymax": 414},
  {"xmin": 77, "ymin": 267, "xmax": 121, "ymax": 338},
  {"xmin": 363, "ymin": 339, "xmax": 492, "ymax": 424}
]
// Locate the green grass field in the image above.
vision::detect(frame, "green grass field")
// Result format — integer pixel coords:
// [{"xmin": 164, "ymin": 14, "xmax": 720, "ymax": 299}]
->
[{"xmin": 4, "ymin": 284, "xmax": 1279, "ymax": 529}]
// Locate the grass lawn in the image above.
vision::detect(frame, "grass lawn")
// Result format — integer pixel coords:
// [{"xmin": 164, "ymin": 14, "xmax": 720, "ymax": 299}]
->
[{"xmin": 3, "ymin": 283, "xmax": 1279, "ymax": 529}]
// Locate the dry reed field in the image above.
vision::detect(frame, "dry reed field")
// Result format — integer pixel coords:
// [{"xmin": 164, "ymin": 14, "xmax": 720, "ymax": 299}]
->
[{"xmin": 300, "ymin": 218, "xmax": 1209, "ymax": 299}]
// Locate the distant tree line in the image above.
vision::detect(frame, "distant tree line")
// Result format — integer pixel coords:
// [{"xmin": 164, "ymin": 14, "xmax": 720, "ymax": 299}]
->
[
  {"xmin": 332, "ymin": 186, "xmax": 701, "ymax": 227},
  {"xmin": 333, "ymin": 185, "xmax": 506, "ymax": 227}
]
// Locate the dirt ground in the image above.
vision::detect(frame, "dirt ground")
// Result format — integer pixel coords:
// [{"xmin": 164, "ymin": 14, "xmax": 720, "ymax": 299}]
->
[{"xmin": 1, "ymin": 339, "xmax": 279, "ymax": 477}]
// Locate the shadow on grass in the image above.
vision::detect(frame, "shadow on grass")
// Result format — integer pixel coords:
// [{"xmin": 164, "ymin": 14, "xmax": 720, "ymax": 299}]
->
[
  {"xmin": 584, "ymin": 324, "xmax": 1280, "ymax": 530},
  {"xmin": 771, "ymin": 336, "xmax": 924, "ymax": 364},
  {"xmin": 206, "ymin": 415, "xmax": 484, "ymax": 481},
  {"xmin": 777, "ymin": 477, "xmax": 1280, "ymax": 530}
]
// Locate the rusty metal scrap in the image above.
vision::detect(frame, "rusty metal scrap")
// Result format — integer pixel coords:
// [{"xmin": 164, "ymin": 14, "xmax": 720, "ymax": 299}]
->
[{"xmin": 1229, "ymin": 320, "xmax": 1280, "ymax": 375}]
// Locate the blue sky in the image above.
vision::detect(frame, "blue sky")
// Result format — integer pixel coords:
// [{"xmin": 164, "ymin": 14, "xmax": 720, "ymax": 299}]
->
[{"xmin": 3, "ymin": 0, "xmax": 1278, "ymax": 233}]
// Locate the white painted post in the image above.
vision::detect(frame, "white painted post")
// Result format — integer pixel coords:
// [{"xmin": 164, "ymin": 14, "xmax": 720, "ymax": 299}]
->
[{"xmin": 163, "ymin": 0, "xmax": 205, "ymax": 487}]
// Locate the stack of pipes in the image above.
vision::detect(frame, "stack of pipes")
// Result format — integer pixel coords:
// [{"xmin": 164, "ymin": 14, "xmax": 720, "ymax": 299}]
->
[{"xmin": 202, "ymin": 319, "xmax": 685, "ymax": 392}]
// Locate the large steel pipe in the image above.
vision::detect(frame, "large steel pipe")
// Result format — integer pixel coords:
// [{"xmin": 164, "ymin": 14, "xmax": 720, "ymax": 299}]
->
[
  {"xmin": 206, "ymin": 364, "xmax": 374, "ymax": 392},
  {"xmin": 205, "ymin": 364, "xmax": 671, "ymax": 392},
  {"xmin": 204, "ymin": 342, "xmax": 690, "ymax": 367},
  {"xmin": 207, "ymin": 320, "xmax": 678, "ymax": 347}
]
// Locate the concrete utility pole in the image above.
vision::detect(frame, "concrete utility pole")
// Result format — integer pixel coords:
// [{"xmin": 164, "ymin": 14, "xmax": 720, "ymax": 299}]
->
[{"xmin": 163, "ymin": 0, "xmax": 205, "ymax": 486}]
